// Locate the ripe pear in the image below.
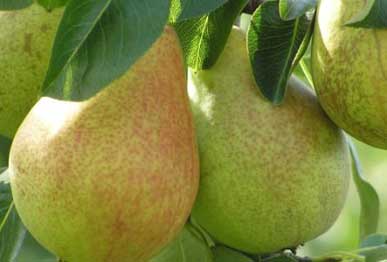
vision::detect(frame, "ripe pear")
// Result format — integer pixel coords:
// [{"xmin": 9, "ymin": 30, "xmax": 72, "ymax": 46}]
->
[
  {"xmin": 189, "ymin": 27, "xmax": 351, "ymax": 254},
  {"xmin": 0, "ymin": 4, "xmax": 63, "ymax": 139},
  {"xmin": 311, "ymin": 0, "xmax": 387, "ymax": 148},
  {"xmin": 9, "ymin": 27, "xmax": 199, "ymax": 262}
]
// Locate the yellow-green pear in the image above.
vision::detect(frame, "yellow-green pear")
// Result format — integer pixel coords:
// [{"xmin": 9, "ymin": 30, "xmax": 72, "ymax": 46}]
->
[
  {"xmin": 311, "ymin": 0, "xmax": 387, "ymax": 148},
  {"xmin": 189, "ymin": 28, "xmax": 351, "ymax": 254},
  {"xmin": 9, "ymin": 27, "xmax": 199, "ymax": 262},
  {"xmin": 0, "ymin": 4, "xmax": 63, "ymax": 138}
]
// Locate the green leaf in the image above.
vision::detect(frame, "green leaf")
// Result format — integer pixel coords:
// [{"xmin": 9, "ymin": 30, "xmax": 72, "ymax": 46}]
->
[
  {"xmin": 37, "ymin": 0, "xmax": 68, "ymax": 11},
  {"xmin": 213, "ymin": 246, "xmax": 253, "ymax": 262},
  {"xmin": 170, "ymin": 0, "xmax": 229, "ymax": 22},
  {"xmin": 0, "ymin": 171, "xmax": 11, "ymax": 219},
  {"xmin": 293, "ymin": 46, "xmax": 313, "ymax": 87},
  {"xmin": 291, "ymin": 11, "xmax": 314, "ymax": 71},
  {"xmin": 313, "ymin": 252, "xmax": 365, "ymax": 262},
  {"xmin": 262, "ymin": 254, "xmax": 298, "ymax": 262},
  {"xmin": 358, "ymin": 245, "xmax": 387, "ymax": 262},
  {"xmin": 42, "ymin": 0, "xmax": 112, "ymax": 98},
  {"xmin": 151, "ymin": 224, "xmax": 213, "ymax": 262},
  {"xmin": 15, "ymin": 232, "xmax": 56, "ymax": 262},
  {"xmin": 0, "ymin": 170, "xmax": 26, "ymax": 261},
  {"xmin": 278, "ymin": 0, "xmax": 317, "ymax": 20},
  {"xmin": 361, "ymin": 234, "xmax": 387, "ymax": 248},
  {"xmin": 247, "ymin": 0, "xmax": 311, "ymax": 104},
  {"xmin": 0, "ymin": 0, "xmax": 32, "ymax": 10},
  {"xmin": 346, "ymin": 0, "xmax": 387, "ymax": 28},
  {"xmin": 0, "ymin": 136, "xmax": 12, "ymax": 168},
  {"xmin": 43, "ymin": 0, "xmax": 170, "ymax": 101},
  {"xmin": 190, "ymin": 217, "xmax": 216, "ymax": 248},
  {"xmin": 239, "ymin": 13, "xmax": 252, "ymax": 33},
  {"xmin": 175, "ymin": 0, "xmax": 248, "ymax": 70},
  {"xmin": 348, "ymin": 140, "xmax": 380, "ymax": 240}
]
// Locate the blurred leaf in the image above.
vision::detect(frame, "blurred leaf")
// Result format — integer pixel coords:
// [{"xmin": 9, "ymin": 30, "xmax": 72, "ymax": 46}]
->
[
  {"xmin": 213, "ymin": 246, "xmax": 253, "ymax": 262},
  {"xmin": 358, "ymin": 245, "xmax": 387, "ymax": 262},
  {"xmin": 175, "ymin": 0, "xmax": 248, "ymax": 70},
  {"xmin": 43, "ymin": 0, "xmax": 170, "ymax": 101},
  {"xmin": 151, "ymin": 224, "xmax": 213, "ymax": 262},
  {"xmin": 313, "ymin": 252, "xmax": 365, "ymax": 262},
  {"xmin": 247, "ymin": 0, "xmax": 311, "ymax": 104},
  {"xmin": 349, "ymin": 140, "xmax": 380, "ymax": 240},
  {"xmin": 190, "ymin": 217, "xmax": 216, "ymax": 247},
  {"xmin": 291, "ymin": 10, "xmax": 314, "ymax": 75},
  {"xmin": 278, "ymin": 0, "xmax": 317, "ymax": 20},
  {"xmin": 37, "ymin": 0, "xmax": 68, "ymax": 11},
  {"xmin": 15, "ymin": 232, "xmax": 56, "ymax": 262},
  {"xmin": 0, "ymin": 136, "xmax": 12, "ymax": 168},
  {"xmin": 239, "ymin": 13, "xmax": 252, "ymax": 33},
  {"xmin": 170, "ymin": 0, "xmax": 228, "ymax": 22},
  {"xmin": 292, "ymin": 26, "xmax": 314, "ymax": 87},
  {"xmin": 262, "ymin": 253, "xmax": 298, "ymax": 262},
  {"xmin": 361, "ymin": 234, "xmax": 387, "ymax": 248},
  {"xmin": 0, "ymin": 170, "xmax": 11, "ymax": 218},
  {"xmin": 0, "ymin": 170, "xmax": 26, "ymax": 261},
  {"xmin": 346, "ymin": 0, "xmax": 387, "ymax": 28},
  {"xmin": 0, "ymin": 0, "xmax": 32, "ymax": 10},
  {"xmin": 293, "ymin": 56, "xmax": 313, "ymax": 87}
]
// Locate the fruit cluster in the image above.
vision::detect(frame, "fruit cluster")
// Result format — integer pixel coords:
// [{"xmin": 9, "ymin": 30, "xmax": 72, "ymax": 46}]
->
[{"xmin": 1, "ymin": 0, "xmax": 385, "ymax": 261}]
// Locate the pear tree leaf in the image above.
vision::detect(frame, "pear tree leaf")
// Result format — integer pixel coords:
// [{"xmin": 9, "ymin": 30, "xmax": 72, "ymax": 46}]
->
[
  {"xmin": 263, "ymin": 253, "xmax": 299, "ymax": 262},
  {"xmin": 290, "ymin": 12, "xmax": 315, "ymax": 87},
  {"xmin": 0, "ymin": 0, "xmax": 32, "ymax": 10},
  {"xmin": 0, "ymin": 136, "xmax": 12, "ymax": 168},
  {"xmin": 292, "ymin": 45, "xmax": 313, "ymax": 87},
  {"xmin": 15, "ymin": 232, "xmax": 57, "ymax": 262},
  {"xmin": 170, "ymin": 0, "xmax": 228, "ymax": 22},
  {"xmin": 247, "ymin": 0, "xmax": 311, "ymax": 104},
  {"xmin": 361, "ymin": 234, "xmax": 387, "ymax": 248},
  {"xmin": 190, "ymin": 216, "xmax": 216, "ymax": 247},
  {"xmin": 239, "ymin": 13, "xmax": 252, "ymax": 33},
  {"xmin": 278, "ymin": 0, "xmax": 317, "ymax": 21},
  {"xmin": 151, "ymin": 224, "xmax": 213, "ymax": 262},
  {"xmin": 42, "ymin": 0, "xmax": 112, "ymax": 98},
  {"xmin": 43, "ymin": 0, "xmax": 170, "ymax": 101},
  {"xmin": 213, "ymin": 246, "xmax": 253, "ymax": 262},
  {"xmin": 357, "ymin": 236, "xmax": 387, "ymax": 262},
  {"xmin": 0, "ymin": 170, "xmax": 26, "ymax": 261},
  {"xmin": 312, "ymin": 252, "xmax": 365, "ymax": 262},
  {"xmin": 175, "ymin": 0, "xmax": 249, "ymax": 70},
  {"xmin": 37, "ymin": 0, "xmax": 68, "ymax": 11},
  {"xmin": 346, "ymin": 0, "xmax": 387, "ymax": 28},
  {"xmin": 348, "ymin": 140, "xmax": 380, "ymax": 240},
  {"xmin": 358, "ymin": 245, "xmax": 387, "ymax": 262}
]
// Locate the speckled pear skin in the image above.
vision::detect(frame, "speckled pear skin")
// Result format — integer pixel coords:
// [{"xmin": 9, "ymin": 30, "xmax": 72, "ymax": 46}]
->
[
  {"xmin": 189, "ymin": 28, "xmax": 351, "ymax": 254},
  {"xmin": 311, "ymin": 0, "xmax": 387, "ymax": 148},
  {"xmin": 0, "ymin": 4, "xmax": 63, "ymax": 138},
  {"xmin": 9, "ymin": 27, "xmax": 199, "ymax": 262}
]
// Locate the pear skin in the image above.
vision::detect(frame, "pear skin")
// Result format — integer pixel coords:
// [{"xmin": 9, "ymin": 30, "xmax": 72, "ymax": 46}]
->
[
  {"xmin": 189, "ymin": 28, "xmax": 350, "ymax": 254},
  {"xmin": 312, "ymin": 0, "xmax": 387, "ymax": 148},
  {"xmin": 0, "ymin": 4, "xmax": 63, "ymax": 138},
  {"xmin": 9, "ymin": 27, "xmax": 199, "ymax": 262}
]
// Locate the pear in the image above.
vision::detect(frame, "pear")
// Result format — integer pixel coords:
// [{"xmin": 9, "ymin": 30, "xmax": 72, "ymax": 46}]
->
[
  {"xmin": 9, "ymin": 27, "xmax": 199, "ymax": 262},
  {"xmin": 189, "ymin": 27, "xmax": 351, "ymax": 254},
  {"xmin": 0, "ymin": 4, "xmax": 63, "ymax": 138},
  {"xmin": 311, "ymin": 0, "xmax": 387, "ymax": 148}
]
